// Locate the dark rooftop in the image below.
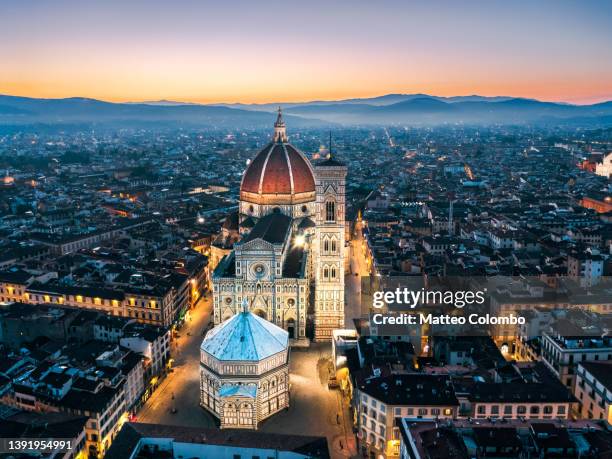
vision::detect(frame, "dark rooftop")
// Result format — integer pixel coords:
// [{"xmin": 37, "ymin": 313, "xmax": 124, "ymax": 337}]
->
[
  {"xmin": 530, "ymin": 423, "xmax": 575, "ymax": 451},
  {"xmin": 472, "ymin": 427, "xmax": 522, "ymax": 448},
  {"xmin": 0, "ymin": 269, "xmax": 33, "ymax": 284},
  {"xmin": 0, "ymin": 409, "xmax": 87, "ymax": 441},
  {"xmin": 579, "ymin": 361, "xmax": 612, "ymax": 391},
  {"xmin": 242, "ymin": 212, "xmax": 292, "ymax": 245},
  {"xmin": 283, "ymin": 244, "xmax": 307, "ymax": 278},
  {"xmin": 107, "ymin": 422, "xmax": 330, "ymax": 459},
  {"xmin": 358, "ymin": 374, "xmax": 458, "ymax": 406}
]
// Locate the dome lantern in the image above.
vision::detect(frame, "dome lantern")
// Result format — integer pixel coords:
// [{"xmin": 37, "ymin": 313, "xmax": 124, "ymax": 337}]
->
[{"xmin": 273, "ymin": 106, "xmax": 287, "ymax": 143}]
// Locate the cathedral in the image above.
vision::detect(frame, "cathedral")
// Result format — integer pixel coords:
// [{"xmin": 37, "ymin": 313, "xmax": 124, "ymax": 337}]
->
[{"xmin": 212, "ymin": 109, "xmax": 347, "ymax": 341}]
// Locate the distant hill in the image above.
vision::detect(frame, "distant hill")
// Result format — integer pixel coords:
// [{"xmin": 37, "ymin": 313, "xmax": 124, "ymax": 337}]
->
[
  {"xmin": 0, "ymin": 104, "xmax": 31, "ymax": 115},
  {"xmin": 125, "ymin": 99, "xmax": 200, "ymax": 106},
  {"xmin": 445, "ymin": 95, "xmax": 516, "ymax": 103},
  {"xmin": 216, "ymin": 93, "xmax": 518, "ymax": 111},
  {"xmin": 281, "ymin": 96, "xmax": 612, "ymax": 126},
  {"xmin": 0, "ymin": 95, "xmax": 327, "ymax": 129},
  {"xmin": 0, "ymin": 93, "xmax": 610, "ymax": 128}
]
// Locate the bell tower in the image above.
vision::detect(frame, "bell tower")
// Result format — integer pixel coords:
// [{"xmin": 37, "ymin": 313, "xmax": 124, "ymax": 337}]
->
[{"xmin": 313, "ymin": 143, "xmax": 347, "ymax": 341}]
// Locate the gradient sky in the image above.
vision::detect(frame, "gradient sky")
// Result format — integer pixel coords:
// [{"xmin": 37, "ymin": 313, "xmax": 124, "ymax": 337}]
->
[{"xmin": 1, "ymin": 0, "xmax": 611, "ymax": 104}]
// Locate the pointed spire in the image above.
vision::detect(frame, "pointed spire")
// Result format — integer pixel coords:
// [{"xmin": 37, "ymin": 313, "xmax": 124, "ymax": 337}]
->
[
  {"xmin": 319, "ymin": 131, "xmax": 345, "ymax": 166},
  {"xmin": 273, "ymin": 106, "xmax": 287, "ymax": 143},
  {"xmin": 275, "ymin": 106, "xmax": 283, "ymax": 126}
]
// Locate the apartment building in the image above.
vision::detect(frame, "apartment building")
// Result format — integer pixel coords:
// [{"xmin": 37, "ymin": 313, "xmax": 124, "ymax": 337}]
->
[
  {"xmin": 15, "ymin": 279, "xmax": 185, "ymax": 328},
  {"xmin": 356, "ymin": 374, "xmax": 458, "ymax": 458},
  {"xmin": 489, "ymin": 280, "xmax": 569, "ymax": 348},
  {"xmin": 567, "ymin": 250, "xmax": 604, "ymax": 287},
  {"xmin": 575, "ymin": 361, "xmax": 612, "ymax": 425},
  {"xmin": 541, "ymin": 329, "xmax": 612, "ymax": 389}
]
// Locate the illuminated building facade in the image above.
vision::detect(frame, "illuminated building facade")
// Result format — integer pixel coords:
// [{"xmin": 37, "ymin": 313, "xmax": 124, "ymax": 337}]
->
[{"xmin": 200, "ymin": 307, "xmax": 290, "ymax": 429}]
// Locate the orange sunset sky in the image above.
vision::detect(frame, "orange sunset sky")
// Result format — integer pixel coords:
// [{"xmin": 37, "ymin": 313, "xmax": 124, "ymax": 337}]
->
[{"xmin": 2, "ymin": 0, "xmax": 611, "ymax": 105}]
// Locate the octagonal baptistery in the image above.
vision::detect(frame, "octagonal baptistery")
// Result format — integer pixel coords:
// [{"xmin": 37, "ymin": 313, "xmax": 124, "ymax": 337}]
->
[
  {"xmin": 200, "ymin": 309, "xmax": 290, "ymax": 429},
  {"xmin": 239, "ymin": 109, "xmax": 316, "ymax": 220}
]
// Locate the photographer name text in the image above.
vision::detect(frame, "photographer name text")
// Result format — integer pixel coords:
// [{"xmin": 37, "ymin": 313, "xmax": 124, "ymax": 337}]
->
[{"xmin": 372, "ymin": 312, "xmax": 525, "ymax": 325}]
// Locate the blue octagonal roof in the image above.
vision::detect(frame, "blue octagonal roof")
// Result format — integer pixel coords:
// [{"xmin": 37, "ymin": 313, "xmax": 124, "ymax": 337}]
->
[{"xmin": 201, "ymin": 311, "xmax": 289, "ymax": 362}]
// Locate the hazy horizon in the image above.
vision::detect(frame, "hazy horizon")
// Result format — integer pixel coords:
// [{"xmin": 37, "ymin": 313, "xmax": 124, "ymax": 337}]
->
[{"xmin": 1, "ymin": 91, "xmax": 610, "ymax": 107}]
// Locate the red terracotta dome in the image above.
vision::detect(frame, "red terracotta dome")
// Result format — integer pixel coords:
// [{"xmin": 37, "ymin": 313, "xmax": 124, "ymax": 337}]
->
[
  {"xmin": 240, "ymin": 110, "xmax": 315, "ymax": 204},
  {"xmin": 241, "ymin": 142, "xmax": 315, "ymax": 195}
]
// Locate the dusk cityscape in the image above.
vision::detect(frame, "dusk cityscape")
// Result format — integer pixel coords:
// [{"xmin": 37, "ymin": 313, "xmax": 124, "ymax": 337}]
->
[{"xmin": 1, "ymin": 1, "xmax": 612, "ymax": 459}]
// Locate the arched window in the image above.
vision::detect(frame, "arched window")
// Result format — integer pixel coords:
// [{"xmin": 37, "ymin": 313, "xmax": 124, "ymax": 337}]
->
[
  {"xmin": 331, "ymin": 239, "xmax": 337, "ymax": 252},
  {"xmin": 239, "ymin": 403, "xmax": 252, "ymax": 425},
  {"xmin": 324, "ymin": 239, "xmax": 329, "ymax": 252},
  {"xmin": 325, "ymin": 200, "xmax": 335, "ymax": 222},
  {"xmin": 331, "ymin": 266, "xmax": 337, "ymax": 279},
  {"xmin": 224, "ymin": 403, "xmax": 238, "ymax": 425},
  {"xmin": 323, "ymin": 267, "xmax": 329, "ymax": 279}
]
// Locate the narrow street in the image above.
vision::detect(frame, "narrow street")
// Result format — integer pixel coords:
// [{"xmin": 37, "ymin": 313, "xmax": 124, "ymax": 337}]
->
[
  {"xmin": 346, "ymin": 219, "xmax": 369, "ymax": 326},
  {"xmin": 136, "ymin": 293, "xmax": 216, "ymax": 428}
]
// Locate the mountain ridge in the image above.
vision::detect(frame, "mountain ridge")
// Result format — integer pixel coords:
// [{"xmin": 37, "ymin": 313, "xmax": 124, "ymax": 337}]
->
[
  {"xmin": 0, "ymin": 94, "xmax": 328, "ymax": 129},
  {"xmin": 1, "ymin": 93, "xmax": 611, "ymax": 128}
]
